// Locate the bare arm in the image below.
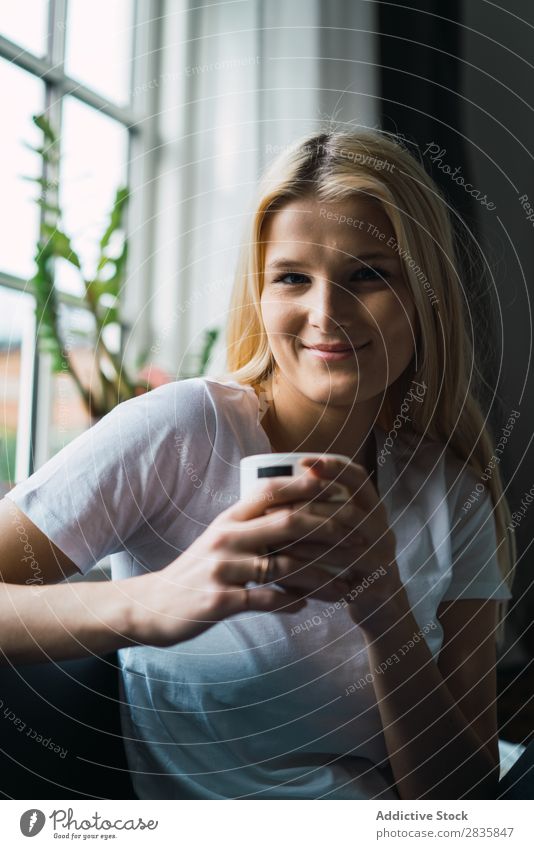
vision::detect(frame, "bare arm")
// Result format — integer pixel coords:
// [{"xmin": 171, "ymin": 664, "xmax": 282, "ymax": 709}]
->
[
  {"xmin": 0, "ymin": 498, "xmax": 138, "ymax": 664},
  {"xmin": 360, "ymin": 582, "xmax": 500, "ymax": 800},
  {"xmin": 0, "ymin": 472, "xmax": 349, "ymax": 665},
  {"xmin": 0, "ymin": 579, "xmax": 139, "ymax": 664}
]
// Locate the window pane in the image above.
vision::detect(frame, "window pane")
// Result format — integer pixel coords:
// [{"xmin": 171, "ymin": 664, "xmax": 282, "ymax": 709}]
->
[
  {"xmin": 57, "ymin": 98, "xmax": 129, "ymax": 296},
  {"xmin": 49, "ymin": 306, "xmax": 95, "ymax": 456},
  {"xmin": 0, "ymin": 288, "xmax": 35, "ymax": 492},
  {"xmin": 64, "ymin": 0, "xmax": 133, "ymax": 105},
  {"xmin": 0, "ymin": 60, "xmax": 44, "ymax": 280},
  {"xmin": 0, "ymin": 0, "xmax": 49, "ymax": 56}
]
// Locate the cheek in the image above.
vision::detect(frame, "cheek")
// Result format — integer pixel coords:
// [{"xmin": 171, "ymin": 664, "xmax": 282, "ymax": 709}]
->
[
  {"xmin": 371, "ymin": 290, "xmax": 417, "ymax": 355},
  {"xmin": 260, "ymin": 297, "xmax": 298, "ymax": 344}
]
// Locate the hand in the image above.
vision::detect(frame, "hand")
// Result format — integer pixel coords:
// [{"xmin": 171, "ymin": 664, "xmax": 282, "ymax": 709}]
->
[
  {"xmin": 128, "ymin": 468, "xmax": 353, "ymax": 648},
  {"xmin": 284, "ymin": 456, "xmax": 409, "ymax": 630}
]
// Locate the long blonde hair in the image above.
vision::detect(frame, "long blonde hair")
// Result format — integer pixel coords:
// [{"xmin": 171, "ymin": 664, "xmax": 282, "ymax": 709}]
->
[{"xmin": 216, "ymin": 128, "xmax": 515, "ymax": 645}]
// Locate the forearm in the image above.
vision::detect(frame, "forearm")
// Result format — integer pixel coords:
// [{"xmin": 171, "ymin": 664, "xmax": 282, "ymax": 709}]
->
[
  {"xmin": 360, "ymin": 591, "xmax": 499, "ymax": 800},
  {"xmin": 0, "ymin": 578, "xmax": 141, "ymax": 664}
]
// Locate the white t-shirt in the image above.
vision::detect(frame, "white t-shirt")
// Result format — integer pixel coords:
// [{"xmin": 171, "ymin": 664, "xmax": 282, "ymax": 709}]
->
[{"xmin": 6, "ymin": 376, "xmax": 512, "ymax": 800}]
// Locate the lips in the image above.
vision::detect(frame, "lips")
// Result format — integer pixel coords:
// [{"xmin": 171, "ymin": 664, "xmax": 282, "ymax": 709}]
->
[
  {"xmin": 307, "ymin": 345, "xmax": 353, "ymax": 352},
  {"xmin": 302, "ymin": 342, "xmax": 370, "ymax": 352},
  {"xmin": 302, "ymin": 341, "xmax": 371, "ymax": 362}
]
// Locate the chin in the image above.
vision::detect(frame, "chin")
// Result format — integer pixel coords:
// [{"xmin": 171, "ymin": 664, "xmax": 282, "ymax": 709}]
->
[{"xmin": 302, "ymin": 378, "xmax": 372, "ymax": 405}]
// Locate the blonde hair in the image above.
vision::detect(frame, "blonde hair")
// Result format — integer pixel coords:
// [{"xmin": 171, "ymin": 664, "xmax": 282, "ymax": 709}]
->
[{"xmin": 215, "ymin": 128, "xmax": 515, "ymax": 646}]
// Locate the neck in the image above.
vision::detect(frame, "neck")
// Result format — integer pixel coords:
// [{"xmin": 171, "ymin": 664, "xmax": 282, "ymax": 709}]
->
[{"xmin": 258, "ymin": 373, "xmax": 380, "ymax": 476}]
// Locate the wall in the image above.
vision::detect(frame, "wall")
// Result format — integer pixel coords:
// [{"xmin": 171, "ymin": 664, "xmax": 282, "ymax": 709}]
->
[{"xmin": 463, "ymin": 0, "xmax": 534, "ymax": 649}]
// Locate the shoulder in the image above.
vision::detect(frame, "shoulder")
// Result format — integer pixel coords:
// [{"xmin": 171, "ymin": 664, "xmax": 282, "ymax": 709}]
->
[
  {"xmin": 94, "ymin": 377, "xmax": 216, "ymax": 436},
  {"xmin": 112, "ymin": 375, "xmax": 257, "ymax": 448},
  {"xmin": 200, "ymin": 376, "xmax": 258, "ymax": 405},
  {"xmin": 41, "ymin": 378, "xmax": 221, "ymax": 475},
  {"xmin": 119, "ymin": 376, "xmax": 210, "ymax": 413},
  {"xmin": 127, "ymin": 376, "xmax": 254, "ymax": 415}
]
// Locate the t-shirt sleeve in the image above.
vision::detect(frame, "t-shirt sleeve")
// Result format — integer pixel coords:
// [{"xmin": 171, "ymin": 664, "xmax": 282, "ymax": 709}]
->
[
  {"xmin": 5, "ymin": 378, "xmax": 214, "ymax": 575},
  {"xmin": 441, "ymin": 471, "xmax": 512, "ymax": 602}
]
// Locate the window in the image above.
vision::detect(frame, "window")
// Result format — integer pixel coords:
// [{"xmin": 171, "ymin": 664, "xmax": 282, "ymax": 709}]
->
[
  {"xmin": 0, "ymin": 0, "xmax": 155, "ymax": 486},
  {"xmin": 0, "ymin": 60, "xmax": 44, "ymax": 281},
  {"xmin": 57, "ymin": 98, "xmax": 129, "ymax": 296},
  {"xmin": 64, "ymin": 0, "xmax": 133, "ymax": 105},
  {"xmin": 0, "ymin": 288, "xmax": 34, "ymax": 493},
  {"xmin": 49, "ymin": 305, "xmax": 95, "ymax": 455},
  {"xmin": 0, "ymin": 1, "xmax": 48, "ymax": 56}
]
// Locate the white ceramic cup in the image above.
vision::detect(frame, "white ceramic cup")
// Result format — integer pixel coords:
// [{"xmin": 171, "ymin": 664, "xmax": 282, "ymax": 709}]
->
[
  {"xmin": 239, "ymin": 452, "xmax": 352, "ymax": 575},
  {"xmin": 240, "ymin": 452, "xmax": 352, "ymax": 501}
]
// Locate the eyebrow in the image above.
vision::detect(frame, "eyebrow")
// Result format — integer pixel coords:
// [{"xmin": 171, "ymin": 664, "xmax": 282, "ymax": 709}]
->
[{"xmin": 265, "ymin": 252, "xmax": 394, "ymax": 270}]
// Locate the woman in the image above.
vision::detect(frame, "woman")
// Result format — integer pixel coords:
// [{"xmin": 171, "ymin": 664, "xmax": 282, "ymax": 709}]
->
[{"xmin": 0, "ymin": 129, "xmax": 515, "ymax": 800}]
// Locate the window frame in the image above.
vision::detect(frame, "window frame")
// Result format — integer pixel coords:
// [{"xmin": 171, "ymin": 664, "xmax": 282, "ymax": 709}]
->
[{"xmin": 0, "ymin": 0, "xmax": 162, "ymax": 479}]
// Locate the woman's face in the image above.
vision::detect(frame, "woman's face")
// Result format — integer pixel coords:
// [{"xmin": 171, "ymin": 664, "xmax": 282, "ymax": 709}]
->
[{"xmin": 260, "ymin": 195, "xmax": 418, "ymax": 407}]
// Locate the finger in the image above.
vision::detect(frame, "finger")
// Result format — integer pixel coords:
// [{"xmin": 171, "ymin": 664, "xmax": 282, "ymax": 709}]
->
[
  {"xmin": 267, "ymin": 555, "xmax": 350, "ymax": 598},
  {"xmin": 290, "ymin": 498, "xmax": 370, "ymax": 536},
  {"xmin": 277, "ymin": 542, "xmax": 358, "ymax": 580},
  {"xmin": 216, "ymin": 550, "xmax": 345, "ymax": 593},
  {"xmin": 265, "ymin": 500, "xmax": 371, "ymax": 550},
  {"xmin": 305, "ymin": 500, "xmax": 385, "ymax": 545},
  {"xmin": 280, "ymin": 537, "xmax": 366, "ymax": 567},
  {"xmin": 212, "ymin": 558, "xmax": 311, "ymax": 616},
  {"xmin": 229, "ymin": 471, "xmax": 333, "ymax": 522},
  {"xmin": 228, "ymin": 505, "xmax": 353, "ymax": 552},
  {"xmin": 240, "ymin": 586, "xmax": 309, "ymax": 615},
  {"xmin": 262, "ymin": 483, "xmax": 349, "ymax": 513},
  {"xmin": 300, "ymin": 456, "xmax": 379, "ymax": 512}
]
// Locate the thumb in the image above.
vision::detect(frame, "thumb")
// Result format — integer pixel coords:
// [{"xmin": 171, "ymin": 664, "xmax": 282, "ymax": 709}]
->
[{"xmin": 228, "ymin": 472, "xmax": 326, "ymax": 522}]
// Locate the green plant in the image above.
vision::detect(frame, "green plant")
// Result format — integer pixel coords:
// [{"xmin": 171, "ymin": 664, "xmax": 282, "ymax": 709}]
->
[
  {"xmin": 26, "ymin": 113, "xmax": 139, "ymax": 418},
  {"xmin": 196, "ymin": 327, "xmax": 220, "ymax": 376},
  {"xmin": 0, "ymin": 430, "xmax": 17, "ymax": 488},
  {"xmin": 26, "ymin": 113, "xmax": 221, "ymax": 418}
]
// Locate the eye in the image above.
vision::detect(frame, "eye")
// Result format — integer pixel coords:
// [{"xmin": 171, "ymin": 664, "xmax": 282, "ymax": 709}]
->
[
  {"xmin": 270, "ymin": 272, "xmax": 310, "ymax": 285},
  {"xmin": 352, "ymin": 266, "xmax": 390, "ymax": 282}
]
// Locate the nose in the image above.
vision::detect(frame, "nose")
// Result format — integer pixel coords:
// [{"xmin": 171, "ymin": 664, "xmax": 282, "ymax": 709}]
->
[{"xmin": 307, "ymin": 278, "xmax": 353, "ymax": 333}]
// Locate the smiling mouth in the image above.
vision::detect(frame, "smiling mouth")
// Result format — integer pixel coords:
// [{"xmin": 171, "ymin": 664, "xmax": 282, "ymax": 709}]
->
[{"xmin": 302, "ymin": 341, "xmax": 371, "ymax": 360}]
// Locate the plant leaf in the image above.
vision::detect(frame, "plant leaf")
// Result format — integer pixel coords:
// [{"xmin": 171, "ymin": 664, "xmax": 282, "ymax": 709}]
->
[
  {"xmin": 35, "ymin": 198, "xmax": 61, "ymax": 215},
  {"xmin": 33, "ymin": 113, "xmax": 56, "ymax": 143},
  {"xmin": 198, "ymin": 327, "xmax": 220, "ymax": 374},
  {"xmin": 20, "ymin": 176, "xmax": 57, "ymax": 188},
  {"xmin": 22, "ymin": 140, "xmax": 59, "ymax": 161},
  {"xmin": 30, "ymin": 249, "xmax": 65, "ymax": 373},
  {"xmin": 99, "ymin": 187, "xmax": 128, "ymax": 252},
  {"xmin": 41, "ymin": 225, "xmax": 81, "ymax": 268},
  {"xmin": 100, "ymin": 307, "xmax": 119, "ymax": 326}
]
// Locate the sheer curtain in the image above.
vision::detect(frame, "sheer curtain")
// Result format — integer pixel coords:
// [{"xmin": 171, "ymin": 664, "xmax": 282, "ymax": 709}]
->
[{"xmin": 148, "ymin": 0, "xmax": 378, "ymax": 377}]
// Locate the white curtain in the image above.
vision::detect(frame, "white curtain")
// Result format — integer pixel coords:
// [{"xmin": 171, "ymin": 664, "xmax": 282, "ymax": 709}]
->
[{"xmin": 148, "ymin": 0, "xmax": 379, "ymax": 377}]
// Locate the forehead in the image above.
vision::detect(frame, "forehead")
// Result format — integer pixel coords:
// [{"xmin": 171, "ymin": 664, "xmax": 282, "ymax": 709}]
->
[{"xmin": 262, "ymin": 195, "xmax": 395, "ymax": 257}]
